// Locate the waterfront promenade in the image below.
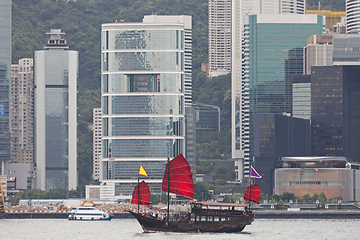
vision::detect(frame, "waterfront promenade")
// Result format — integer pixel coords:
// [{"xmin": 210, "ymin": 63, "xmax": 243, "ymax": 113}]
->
[{"xmin": 4, "ymin": 210, "xmax": 360, "ymax": 219}]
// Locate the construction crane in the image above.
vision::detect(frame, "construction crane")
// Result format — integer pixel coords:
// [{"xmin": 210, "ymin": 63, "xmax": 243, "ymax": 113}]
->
[{"xmin": 0, "ymin": 178, "xmax": 5, "ymax": 214}]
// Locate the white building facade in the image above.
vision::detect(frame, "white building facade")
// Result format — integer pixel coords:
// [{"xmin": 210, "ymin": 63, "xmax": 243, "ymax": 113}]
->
[
  {"xmin": 100, "ymin": 16, "xmax": 191, "ymax": 196},
  {"xmin": 34, "ymin": 29, "xmax": 78, "ymax": 191}
]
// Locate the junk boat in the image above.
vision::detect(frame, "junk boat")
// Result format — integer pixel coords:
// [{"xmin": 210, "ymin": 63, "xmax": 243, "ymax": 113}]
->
[
  {"xmin": 68, "ymin": 206, "xmax": 111, "ymax": 221},
  {"xmin": 130, "ymin": 154, "xmax": 260, "ymax": 233}
]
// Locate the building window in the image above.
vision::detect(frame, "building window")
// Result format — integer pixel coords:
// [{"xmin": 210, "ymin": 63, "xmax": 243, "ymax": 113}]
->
[{"xmin": 128, "ymin": 74, "xmax": 160, "ymax": 92}]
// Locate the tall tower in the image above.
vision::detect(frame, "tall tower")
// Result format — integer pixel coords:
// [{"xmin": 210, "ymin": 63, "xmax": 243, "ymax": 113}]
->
[
  {"xmin": 346, "ymin": 0, "xmax": 360, "ymax": 33},
  {"xmin": 243, "ymin": 14, "xmax": 324, "ymax": 178},
  {"xmin": 92, "ymin": 108, "xmax": 102, "ymax": 181},
  {"xmin": 10, "ymin": 58, "xmax": 34, "ymax": 163},
  {"xmin": 34, "ymin": 29, "xmax": 78, "ymax": 191},
  {"xmin": 208, "ymin": 0, "xmax": 231, "ymax": 77},
  {"xmin": 231, "ymin": 0, "xmax": 306, "ymax": 181},
  {"xmin": 101, "ymin": 15, "xmax": 190, "ymax": 195},
  {"xmin": 0, "ymin": 0, "xmax": 11, "ymax": 176}
]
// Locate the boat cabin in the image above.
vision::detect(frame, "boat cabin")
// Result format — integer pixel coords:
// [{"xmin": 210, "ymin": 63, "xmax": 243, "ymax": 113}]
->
[{"xmin": 189, "ymin": 202, "xmax": 249, "ymax": 223}]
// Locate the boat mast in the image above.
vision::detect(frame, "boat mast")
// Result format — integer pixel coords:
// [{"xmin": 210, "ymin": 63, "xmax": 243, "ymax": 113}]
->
[
  {"xmin": 248, "ymin": 174, "xmax": 251, "ymax": 210},
  {"xmin": 137, "ymin": 175, "xmax": 140, "ymax": 213},
  {"xmin": 167, "ymin": 156, "xmax": 170, "ymax": 223}
]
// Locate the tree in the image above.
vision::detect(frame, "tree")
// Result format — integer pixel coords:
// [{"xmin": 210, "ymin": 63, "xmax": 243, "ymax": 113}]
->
[
  {"xmin": 222, "ymin": 196, "xmax": 240, "ymax": 203},
  {"xmin": 269, "ymin": 194, "xmax": 280, "ymax": 203},
  {"xmin": 194, "ymin": 182, "xmax": 214, "ymax": 201},
  {"xmin": 302, "ymin": 194, "xmax": 311, "ymax": 203},
  {"xmin": 280, "ymin": 192, "xmax": 295, "ymax": 201},
  {"xmin": 150, "ymin": 194, "xmax": 168, "ymax": 205},
  {"xmin": 277, "ymin": 199, "xmax": 285, "ymax": 209},
  {"xmin": 319, "ymin": 192, "xmax": 327, "ymax": 201}
]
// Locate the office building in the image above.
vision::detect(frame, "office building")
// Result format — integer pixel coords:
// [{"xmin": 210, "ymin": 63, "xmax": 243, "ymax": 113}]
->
[
  {"xmin": 7, "ymin": 163, "xmax": 34, "ymax": 190},
  {"xmin": 231, "ymin": 0, "xmax": 306, "ymax": 181},
  {"xmin": 208, "ymin": 0, "xmax": 231, "ymax": 77},
  {"xmin": 346, "ymin": 0, "xmax": 360, "ymax": 33},
  {"xmin": 292, "ymin": 74, "xmax": 311, "ymax": 120},
  {"xmin": 101, "ymin": 15, "xmax": 191, "ymax": 196},
  {"xmin": 333, "ymin": 34, "xmax": 360, "ymax": 65},
  {"xmin": 242, "ymin": 14, "xmax": 324, "ymax": 179},
  {"xmin": 34, "ymin": 29, "xmax": 78, "ymax": 191},
  {"xmin": 303, "ymin": 34, "xmax": 333, "ymax": 75},
  {"xmin": 0, "ymin": 0, "xmax": 11, "ymax": 177},
  {"xmin": 193, "ymin": 104, "xmax": 220, "ymax": 136},
  {"xmin": 253, "ymin": 113, "xmax": 311, "ymax": 195},
  {"xmin": 10, "ymin": 58, "xmax": 34, "ymax": 163},
  {"xmin": 311, "ymin": 65, "xmax": 360, "ymax": 162},
  {"xmin": 185, "ymin": 106, "xmax": 196, "ymax": 182},
  {"xmin": 275, "ymin": 157, "xmax": 360, "ymax": 201}
]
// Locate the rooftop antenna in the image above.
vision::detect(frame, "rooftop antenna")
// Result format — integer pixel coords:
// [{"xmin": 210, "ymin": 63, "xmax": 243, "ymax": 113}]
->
[
  {"xmin": 318, "ymin": 1, "xmax": 321, "ymax": 14},
  {"xmin": 247, "ymin": 8, "xmax": 251, "ymax": 15}
]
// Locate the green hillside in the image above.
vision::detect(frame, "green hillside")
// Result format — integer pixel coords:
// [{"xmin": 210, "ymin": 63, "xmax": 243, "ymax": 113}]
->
[{"xmin": 307, "ymin": 0, "xmax": 345, "ymax": 11}]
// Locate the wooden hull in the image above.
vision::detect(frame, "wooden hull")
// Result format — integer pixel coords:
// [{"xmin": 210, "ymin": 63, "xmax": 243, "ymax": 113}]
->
[{"xmin": 130, "ymin": 211, "xmax": 254, "ymax": 233}]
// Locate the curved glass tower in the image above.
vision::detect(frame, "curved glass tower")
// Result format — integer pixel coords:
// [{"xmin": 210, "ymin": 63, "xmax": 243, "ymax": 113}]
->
[
  {"xmin": 101, "ymin": 16, "xmax": 190, "ymax": 195},
  {"xmin": 346, "ymin": 0, "xmax": 360, "ymax": 33}
]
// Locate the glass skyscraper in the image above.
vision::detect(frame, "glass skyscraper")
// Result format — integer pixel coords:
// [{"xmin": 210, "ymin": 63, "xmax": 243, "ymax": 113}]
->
[
  {"xmin": 0, "ymin": 0, "xmax": 11, "ymax": 176},
  {"xmin": 101, "ymin": 16, "xmax": 191, "ymax": 195},
  {"xmin": 34, "ymin": 29, "xmax": 78, "ymax": 191},
  {"xmin": 243, "ymin": 14, "xmax": 324, "ymax": 176},
  {"xmin": 231, "ymin": 0, "xmax": 306, "ymax": 181}
]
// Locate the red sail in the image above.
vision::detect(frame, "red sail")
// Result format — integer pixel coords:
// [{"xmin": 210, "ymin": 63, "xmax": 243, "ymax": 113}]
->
[
  {"xmin": 131, "ymin": 181, "xmax": 151, "ymax": 206},
  {"xmin": 243, "ymin": 184, "xmax": 261, "ymax": 204},
  {"xmin": 162, "ymin": 154, "xmax": 194, "ymax": 199}
]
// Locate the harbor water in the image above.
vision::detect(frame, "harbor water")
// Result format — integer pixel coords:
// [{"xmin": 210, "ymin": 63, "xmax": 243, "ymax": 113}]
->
[{"xmin": 1, "ymin": 218, "xmax": 359, "ymax": 240}]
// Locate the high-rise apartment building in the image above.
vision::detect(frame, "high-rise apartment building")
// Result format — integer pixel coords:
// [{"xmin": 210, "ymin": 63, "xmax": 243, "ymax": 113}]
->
[
  {"xmin": 101, "ymin": 15, "xmax": 191, "ymax": 196},
  {"xmin": 231, "ymin": 0, "xmax": 306, "ymax": 181},
  {"xmin": 346, "ymin": 0, "xmax": 360, "ymax": 33},
  {"xmin": 92, "ymin": 108, "xmax": 101, "ymax": 180},
  {"xmin": 0, "ymin": 0, "xmax": 11, "ymax": 176},
  {"xmin": 34, "ymin": 29, "xmax": 78, "ymax": 191},
  {"xmin": 242, "ymin": 14, "xmax": 324, "ymax": 179},
  {"xmin": 208, "ymin": 0, "xmax": 231, "ymax": 77},
  {"xmin": 10, "ymin": 58, "xmax": 34, "ymax": 164}
]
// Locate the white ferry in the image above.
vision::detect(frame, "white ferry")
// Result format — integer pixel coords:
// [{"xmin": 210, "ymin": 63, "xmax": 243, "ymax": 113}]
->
[{"xmin": 68, "ymin": 207, "xmax": 111, "ymax": 221}]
